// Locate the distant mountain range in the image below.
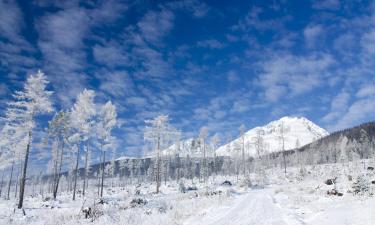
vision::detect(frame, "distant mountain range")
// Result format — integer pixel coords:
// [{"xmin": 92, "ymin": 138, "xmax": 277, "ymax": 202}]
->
[
  {"xmin": 74, "ymin": 118, "xmax": 375, "ymax": 178},
  {"xmin": 159, "ymin": 116, "xmax": 329, "ymax": 158},
  {"xmin": 216, "ymin": 116, "xmax": 328, "ymax": 157}
]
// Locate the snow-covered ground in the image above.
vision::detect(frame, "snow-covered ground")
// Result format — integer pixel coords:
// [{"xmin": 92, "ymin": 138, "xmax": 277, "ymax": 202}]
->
[{"xmin": 1, "ymin": 161, "xmax": 374, "ymax": 225}]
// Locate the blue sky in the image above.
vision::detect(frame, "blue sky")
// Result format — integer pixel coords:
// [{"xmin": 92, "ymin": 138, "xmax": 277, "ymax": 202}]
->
[{"xmin": 1, "ymin": 0, "xmax": 375, "ymax": 157}]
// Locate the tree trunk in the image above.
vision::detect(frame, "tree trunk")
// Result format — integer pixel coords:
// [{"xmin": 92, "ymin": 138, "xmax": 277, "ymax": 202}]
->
[
  {"xmin": 18, "ymin": 131, "xmax": 31, "ymax": 209},
  {"xmin": 53, "ymin": 141, "xmax": 64, "ymax": 200},
  {"xmin": 7, "ymin": 160, "xmax": 14, "ymax": 200},
  {"xmin": 282, "ymin": 136, "xmax": 287, "ymax": 175},
  {"xmin": 0, "ymin": 170, "xmax": 4, "ymax": 197},
  {"xmin": 100, "ymin": 150, "xmax": 105, "ymax": 198},
  {"xmin": 72, "ymin": 146, "xmax": 80, "ymax": 201},
  {"xmin": 242, "ymin": 137, "xmax": 246, "ymax": 176},
  {"xmin": 203, "ymin": 140, "xmax": 207, "ymax": 183},
  {"xmin": 14, "ymin": 168, "xmax": 22, "ymax": 198},
  {"xmin": 82, "ymin": 145, "xmax": 89, "ymax": 197},
  {"xmin": 97, "ymin": 149, "xmax": 103, "ymax": 196},
  {"xmin": 156, "ymin": 136, "xmax": 161, "ymax": 193},
  {"xmin": 283, "ymin": 151, "xmax": 287, "ymax": 175}
]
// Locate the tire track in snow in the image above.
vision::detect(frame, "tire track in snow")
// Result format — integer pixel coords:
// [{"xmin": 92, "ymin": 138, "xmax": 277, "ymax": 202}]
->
[{"xmin": 185, "ymin": 189, "xmax": 304, "ymax": 225}]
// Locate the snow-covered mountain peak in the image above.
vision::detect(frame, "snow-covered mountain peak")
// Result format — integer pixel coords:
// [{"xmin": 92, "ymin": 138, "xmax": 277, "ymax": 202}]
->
[
  {"xmin": 216, "ymin": 116, "xmax": 329, "ymax": 157},
  {"xmin": 161, "ymin": 138, "xmax": 203, "ymax": 157}
]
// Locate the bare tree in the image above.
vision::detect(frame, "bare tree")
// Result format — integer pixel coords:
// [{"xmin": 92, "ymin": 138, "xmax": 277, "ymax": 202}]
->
[
  {"xmin": 48, "ymin": 111, "xmax": 70, "ymax": 200},
  {"xmin": 70, "ymin": 89, "xmax": 96, "ymax": 200},
  {"xmin": 199, "ymin": 126, "xmax": 208, "ymax": 183},
  {"xmin": 144, "ymin": 115, "xmax": 178, "ymax": 193},
  {"xmin": 210, "ymin": 133, "xmax": 220, "ymax": 179},
  {"xmin": 239, "ymin": 124, "xmax": 246, "ymax": 176},
  {"xmin": 277, "ymin": 122, "xmax": 290, "ymax": 175},
  {"xmin": 97, "ymin": 101, "xmax": 117, "ymax": 198}
]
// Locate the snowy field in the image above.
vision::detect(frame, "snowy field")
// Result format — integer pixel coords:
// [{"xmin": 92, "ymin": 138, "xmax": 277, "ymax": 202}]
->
[{"xmin": 1, "ymin": 161, "xmax": 374, "ymax": 225}]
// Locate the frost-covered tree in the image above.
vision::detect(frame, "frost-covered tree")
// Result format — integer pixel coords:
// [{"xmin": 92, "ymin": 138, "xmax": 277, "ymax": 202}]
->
[
  {"xmin": 109, "ymin": 140, "xmax": 117, "ymax": 186},
  {"xmin": 199, "ymin": 126, "xmax": 208, "ymax": 183},
  {"xmin": 70, "ymin": 89, "xmax": 96, "ymax": 200},
  {"xmin": 144, "ymin": 115, "xmax": 178, "ymax": 193},
  {"xmin": 97, "ymin": 101, "xmax": 117, "ymax": 198},
  {"xmin": 294, "ymin": 138, "xmax": 301, "ymax": 167},
  {"xmin": 118, "ymin": 159, "xmax": 126, "ymax": 179},
  {"xmin": 0, "ymin": 125, "xmax": 13, "ymax": 198},
  {"xmin": 239, "ymin": 124, "xmax": 246, "ymax": 176},
  {"xmin": 253, "ymin": 129, "xmax": 265, "ymax": 159},
  {"xmin": 210, "ymin": 133, "xmax": 220, "ymax": 178},
  {"xmin": 252, "ymin": 129, "xmax": 266, "ymax": 174},
  {"xmin": 48, "ymin": 110, "xmax": 70, "ymax": 199},
  {"xmin": 277, "ymin": 122, "xmax": 290, "ymax": 175},
  {"xmin": 0, "ymin": 123, "xmax": 27, "ymax": 200},
  {"xmin": 69, "ymin": 144, "xmax": 79, "ymax": 199},
  {"xmin": 5, "ymin": 71, "xmax": 53, "ymax": 209}
]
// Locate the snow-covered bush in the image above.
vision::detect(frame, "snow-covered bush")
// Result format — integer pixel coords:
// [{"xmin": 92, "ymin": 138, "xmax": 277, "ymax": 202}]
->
[
  {"xmin": 179, "ymin": 181, "xmax": 186, "ymax": 193},
  {"xmin": 239, "ymin": 176, "xmax": 252, "ymax": 188},
  {"xmin": 352, "ymin": 175, "xmax": 370, "ymax": 195},
  {"xmin": 297, "ymin": 167, "xmax": 308, "ymax": 181}
]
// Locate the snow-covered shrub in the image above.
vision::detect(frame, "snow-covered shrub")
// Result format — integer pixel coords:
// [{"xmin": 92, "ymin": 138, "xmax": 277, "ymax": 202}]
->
[
  {"xmin": 130, "ymin": 198, "xmax": 147, "ymax": 208},
  {"xmin": 82, "ymin": 205, "xmax": 104, "ymax": 221},
  {"xmin": 274, "ymin": 188, "xmax": 284, "ymax": 194},
  {"xmin": 239, "ymin": 176, "xmax": 252, "ymax": 188},
  {"xmin": 352, "ymin": 175, "xmax": 370, "ymax": 195},
  {"xmin": 156, "ymin": 200, "xmax": 169, "ymax": 213},
  {"xmin": 179, "ymin": 181, "xmax": 186, "ymax": 193},
  {"xmin": 325, "ymin": 178, "xmax": 336, "ymax": 185},
  {"xmin": 297, "ymin": 167, "xmax": 308, "ymax": 181},
  {"xmin": 326, "ymin": 189, "xmax": 343, "ymax": 196}
]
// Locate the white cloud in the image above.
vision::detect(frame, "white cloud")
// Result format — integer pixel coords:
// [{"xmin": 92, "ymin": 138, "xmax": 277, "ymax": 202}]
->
[
  {"xmin": 356, "ymin": 84, "xmax": 375, "ymax": 98},
  {"xmin": 98, "ymin": 71, "xmax": 134, "ymax": 98},
  {"xmin": 227, "ymin": 70, "xmax": 239, "ymax": 83},
  {"xmin": 322, "ymin": 90, "xmax": 350, "ymax": 123},
  {"xmin": 304, "ymin": 24, "xmax": 324, "ymax": 47},
  {"xmin": 137, "ymin": 9, "xmax": 174, "ymax": 45},
  {"xmin": 232, "ymin": 99, "xmax": 251, "ymax": 113},
  {"xmin": 332, "ymin": 97, "xmax": 375, "ymax": 131},
  {"xmin": 333, "ymin": 33, "xmax": 356, "ymax": 57},
  {"xmin": 0, "ymin": 84, "xmax": 8, "ymax": 96},
  {"xmin": 312, "ymin": 0, "xmax": 340, "ymax": 10},
  {"xmin": 39, "ymin": 7, "xmax": 89, "ymax": 49},
  {"xmin": 93, "ymin": 43, "xmax": 130, "ymax": 68},
  {"xmin": 167, "ymin": 0, "xmax": 209, "ymax": 18},
  {"xmin": 127, "ymin": 96, "xmax": 148, "ymax": 108},
  {"xmin": 36, "ymin": 1, "xmax": 127, "ymax": 105},
  {"xmin": 0, "ymin": 1, "xmax": 37, "ymax": 75},
  {"xmin": 197, "ymin": 39, "xmax": 225, "ymax": 49},
  {"xmin": 361, "ymin": 30, "xmax": 375, "ymax": 55},
  {"xmin": 235, "ymin": 7, "xmax": 290, "ymax": 32},
  {"xmin": 257, "ymin": 53, "xmax": 335, "ymax": 102},
  {"xmin": 0, "ymin": 0, "xmax": 23, "ymax": 41}
]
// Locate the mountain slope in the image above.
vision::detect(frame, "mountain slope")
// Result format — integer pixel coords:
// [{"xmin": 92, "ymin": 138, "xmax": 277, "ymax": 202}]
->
[
  {"xmin": 216, "ymin": 116, "xmax": 329, "ymax": 157},
  {"xmin": 295, "ymin": 120, "xmax": 375, "ymax": 163},
  {"xmin": 161, "ymin": 138, "xmax": 203, "ymax": 157}
]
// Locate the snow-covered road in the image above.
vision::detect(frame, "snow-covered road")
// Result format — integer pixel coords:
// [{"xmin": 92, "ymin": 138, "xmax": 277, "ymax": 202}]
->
[{"xmin": 185, "ymin": 189, "xmax": 303, "ymax": 225}]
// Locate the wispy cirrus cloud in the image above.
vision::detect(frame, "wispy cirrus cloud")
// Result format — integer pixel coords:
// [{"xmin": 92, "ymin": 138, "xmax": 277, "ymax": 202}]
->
[
  {"xmin": 312, "ymin": 0, "xmax": 340, "ymax": 10},
  {"xmin": 36, "ymin": 1, "xmax": 128, "ymax": 106},
  {"xmin": 256, "ymin": 53, "xmax": 335, "ymax": 102},
  {"xmin": 197, "ymin": 39, "xmax": 225, "ymax": 49},
  {"xmin": 0, "ymin": 0, "xmax": 38, "ymax": 77}
]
